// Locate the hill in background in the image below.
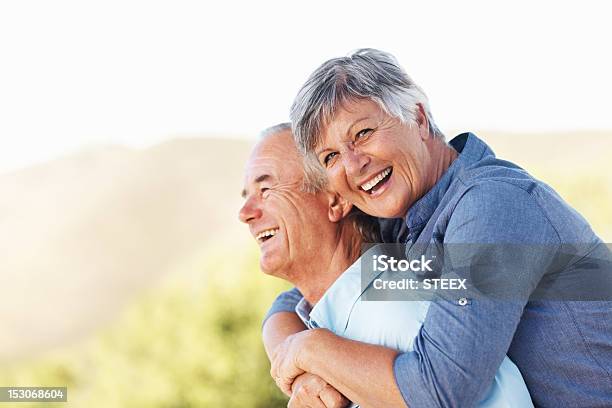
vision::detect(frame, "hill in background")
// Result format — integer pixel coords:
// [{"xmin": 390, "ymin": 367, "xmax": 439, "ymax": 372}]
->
[{"xmin": 0, "ymin": 137, "xmax": 253, "ymax": 361}]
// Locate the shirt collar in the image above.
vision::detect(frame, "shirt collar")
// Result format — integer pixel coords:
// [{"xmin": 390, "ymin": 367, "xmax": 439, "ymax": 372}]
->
[
  {"xmin": 405, "ymin": 132, "xmax": 492, "ymax": 232},
  {"xmin": 295, "ymin": 297, "xmax": 315, "ymax": 328},
  {"xmin": 295, "ymin": 257, "xmax": 364, "ymax": 332}
]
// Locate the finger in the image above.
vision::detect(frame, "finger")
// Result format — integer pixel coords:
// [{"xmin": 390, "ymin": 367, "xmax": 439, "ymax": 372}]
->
[
  {"xmin": 288, "ymin": 390, "xmax": 327, "ymax": 408},
  {"xmin": 319, "ymin": 384, "xmax": 350, "ymax": 408},
  {"xmin": 276, "ymin": 360, "xmax": 304, "ymax": 396},
  {"xmin": 270, "ymin": 374, "xmax": 289, "ymax": 397},
  {"xmin": 278, "ymin": 375, "xmax": 294, "ymax": 396},
  {"xmin": 271, "ymin": 363, "xmax": 292, "ymax": 397},
  {"xmin": 272, "ymin": 357, "xmax": 293, "ymax": 397},
  {"xmin": 270, "ymin": 357, "xmax": 279, "ymax": 379}
]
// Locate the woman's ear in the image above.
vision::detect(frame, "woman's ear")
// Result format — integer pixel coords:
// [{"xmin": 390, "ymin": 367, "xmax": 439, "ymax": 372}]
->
[
  {"xmin": 328, "ymin": 193, "xmax": 352, "ymax": 222},
  {"xmin": 415, "ymin": 103, "xmax": 430, "ymax": 140}
]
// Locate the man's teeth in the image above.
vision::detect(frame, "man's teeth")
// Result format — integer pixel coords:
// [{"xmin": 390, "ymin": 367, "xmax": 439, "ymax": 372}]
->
[
  {"xmin": 361, "ymin": 168, "xmax": 391, "ymax": 191},
  {"xmin": 256, "ymin": 228, "xmax": 279, "ymax": 241}
]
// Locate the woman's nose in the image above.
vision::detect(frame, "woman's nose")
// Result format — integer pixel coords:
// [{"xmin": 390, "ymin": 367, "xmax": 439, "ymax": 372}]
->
[{"xmin": 342, "ymin": 148, "xmax": 370, "ymax": 176}]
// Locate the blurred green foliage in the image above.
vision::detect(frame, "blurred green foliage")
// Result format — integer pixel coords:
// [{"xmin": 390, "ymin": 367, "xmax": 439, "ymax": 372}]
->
[{"xmin": 0, "ymin": 247, "xmax": 290, "ymax": 407}]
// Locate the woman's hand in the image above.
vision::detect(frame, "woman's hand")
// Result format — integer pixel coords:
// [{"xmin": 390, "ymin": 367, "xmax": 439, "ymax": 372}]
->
[
  {"xmin": 288, "ymin": 372, "xmax": 350, "ymax": 408},
  {"xmin": 270, "ymin": 328, "xmax": 326, "ymax": 395}
]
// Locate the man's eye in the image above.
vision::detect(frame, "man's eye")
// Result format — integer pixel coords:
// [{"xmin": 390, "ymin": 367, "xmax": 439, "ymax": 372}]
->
[
  {"xmin": 261, "ymin": 187, "xmax": 270, "ymax": 196},
  {"xmin": 323, "ymin": 152, "xmax": 338, "ymax": 166},
  {"xmin": 356, "ymin": 128, "xmax": 373, "ymax": 140}
]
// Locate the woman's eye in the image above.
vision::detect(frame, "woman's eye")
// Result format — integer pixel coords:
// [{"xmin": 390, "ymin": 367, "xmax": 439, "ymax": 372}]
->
[
  {"xmin": 323, "ymin": 152, "xmax": 338, "ymax": 166},
  {"xmin": 261, "ymin": 187, "xmax": 270, "ymax": 197},
  {"xmin": 356, "ymin": 128, "xmax": 372, "ymax": 140}
]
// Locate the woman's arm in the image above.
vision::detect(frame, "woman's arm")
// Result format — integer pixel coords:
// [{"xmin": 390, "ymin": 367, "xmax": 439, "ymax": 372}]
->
[{"xmin": 271, "ymin": 328, "xmax": 406, "ymax": 408}]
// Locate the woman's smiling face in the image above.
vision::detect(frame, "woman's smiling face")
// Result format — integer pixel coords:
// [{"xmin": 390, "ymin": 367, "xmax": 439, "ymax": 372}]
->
[{"xmin": 315, "ymin": 98, "xmax": 433, "ymax": 219}]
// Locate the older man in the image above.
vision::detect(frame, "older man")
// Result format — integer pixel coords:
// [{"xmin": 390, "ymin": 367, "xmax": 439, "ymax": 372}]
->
[
  {"xmin": 239, "ymin": 123, "xmax": 364, "ymax": 407},
  {"xmin": 266, "ymin": 49, "xmax": 612, "ymax": 407}
]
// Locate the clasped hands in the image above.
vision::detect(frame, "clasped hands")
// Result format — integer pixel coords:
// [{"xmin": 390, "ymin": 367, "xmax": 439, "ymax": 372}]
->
[{"xmin": 270, "ymin": 329, "xmax": 350, "ymax": 408}]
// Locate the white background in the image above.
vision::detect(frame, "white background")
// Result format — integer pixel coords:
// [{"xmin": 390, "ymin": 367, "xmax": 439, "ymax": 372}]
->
[{"xmin": 1, "ymin": 0, "xmax": 610, "ymax": 172}]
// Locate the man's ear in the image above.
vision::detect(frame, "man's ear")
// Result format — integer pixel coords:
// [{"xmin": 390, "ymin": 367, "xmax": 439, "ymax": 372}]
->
[{"xmin": 328, "ymin": 193, "xmax": 352, "ymax": 222}]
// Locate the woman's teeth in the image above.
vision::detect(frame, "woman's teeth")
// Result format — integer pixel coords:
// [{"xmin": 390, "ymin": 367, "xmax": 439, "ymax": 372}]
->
[
  {"xmin": 256, "ymin": 228, "xmax": 279, "ymax": 242},
  {"xmin": 360, "ymin": 167, "xmax": 392, "ymax": 192}
]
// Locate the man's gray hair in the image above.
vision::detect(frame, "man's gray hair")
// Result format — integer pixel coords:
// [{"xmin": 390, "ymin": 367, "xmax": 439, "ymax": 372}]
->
[
  {"xmin": 258, "ymin": 122, "xmax": 292, "ymax": 140},
  {"xmin": 290, "ymin": 48, "xmax": 443, "ymax": 160},
  {"xmin": 258, "ymin": 122, "xmax": 327, "ymax": 193}
]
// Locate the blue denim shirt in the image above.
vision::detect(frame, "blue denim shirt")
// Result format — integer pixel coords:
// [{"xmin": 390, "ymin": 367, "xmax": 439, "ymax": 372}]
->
[{"xmin": 266, "ymin": 133, "xmax": 612, "ymax": 407}]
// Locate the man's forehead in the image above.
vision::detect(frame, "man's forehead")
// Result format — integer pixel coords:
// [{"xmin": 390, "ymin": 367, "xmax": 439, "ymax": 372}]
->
[
  {"xmin": 244, "ymin": 159, "xmax": 278, "ymax": 184},
  {"xmin": 246, "ymin": 142, "xmax": 297, "ymax": 176},
  {"xmin": 241, "ymin": 132, "xmax": 303, "ymax": 194}
]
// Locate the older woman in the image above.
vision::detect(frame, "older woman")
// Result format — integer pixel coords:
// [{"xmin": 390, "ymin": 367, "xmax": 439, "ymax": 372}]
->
[{"xmin": 266, "ymin": 49, "xmax": 612, "ymax": 407}]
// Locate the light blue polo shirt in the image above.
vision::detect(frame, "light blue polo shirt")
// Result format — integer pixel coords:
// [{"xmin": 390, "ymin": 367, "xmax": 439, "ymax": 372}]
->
[{"xmin": 296, "ymin": 256, "xmax": 534, "ymax": 408}]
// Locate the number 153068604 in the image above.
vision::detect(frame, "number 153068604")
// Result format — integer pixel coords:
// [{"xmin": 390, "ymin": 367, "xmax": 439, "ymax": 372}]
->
[{"xmin": 0, "ymin": 387, "xmax": 67, "ymax": 402}]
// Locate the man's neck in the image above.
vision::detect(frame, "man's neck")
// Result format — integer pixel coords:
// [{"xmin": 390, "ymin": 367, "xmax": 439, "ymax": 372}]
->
[{"xmin": 290, "ymin": 225, "xmax": 362, "ymax": 306}]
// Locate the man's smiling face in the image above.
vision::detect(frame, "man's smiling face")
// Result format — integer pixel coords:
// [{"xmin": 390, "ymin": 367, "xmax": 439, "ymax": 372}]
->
[{"xmin": 239, "ymin": 130, "xmax": 332, "ymax": 278}]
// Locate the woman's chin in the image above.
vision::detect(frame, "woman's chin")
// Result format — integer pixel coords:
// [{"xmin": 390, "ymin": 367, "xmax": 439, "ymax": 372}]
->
[{"xmin": 361, "ymin": 194, "xmax": 409, "ymax": 219}]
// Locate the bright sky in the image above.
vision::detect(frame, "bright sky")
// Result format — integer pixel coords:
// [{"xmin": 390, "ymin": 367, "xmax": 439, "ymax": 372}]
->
[{"xmin": 1, "ymin": 0, "xmax": 610, "ymax": 172}]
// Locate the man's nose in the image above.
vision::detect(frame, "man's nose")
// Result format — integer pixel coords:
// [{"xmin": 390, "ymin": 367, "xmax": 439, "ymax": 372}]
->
[
  {"xmin": 342, "ymin": 148, "xmax": 370, "ymax": 176},
  {"xmin": 238, "ymin": 195, "xmax": 262, "ymax": 224}
]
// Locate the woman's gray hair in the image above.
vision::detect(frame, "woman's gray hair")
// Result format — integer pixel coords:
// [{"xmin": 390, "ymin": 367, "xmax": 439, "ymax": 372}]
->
[{"xmin": 290, "ymin": 48, "xmax": 443, "ymax": 161}]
